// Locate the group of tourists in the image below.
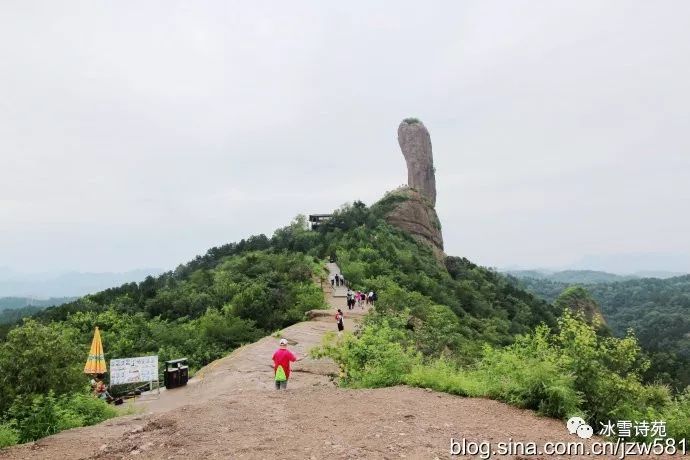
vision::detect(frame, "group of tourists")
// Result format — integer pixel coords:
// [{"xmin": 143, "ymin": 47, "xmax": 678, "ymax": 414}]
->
[
  {"xmin": 345, "ymin": 288, "xmax": 376, "ymax": 310},
  {"xmin": 271, "ymin": 269, "xmax": 377, "ymax": 390},
  {"xmin": 330, "ymin": 273, "xmax": 346, "ymax": 287}
]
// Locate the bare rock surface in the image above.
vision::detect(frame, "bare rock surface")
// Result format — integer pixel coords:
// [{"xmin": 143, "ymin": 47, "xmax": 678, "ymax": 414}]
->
[
  {"xmin": 398, "ymin": 119, "xmax": 436, "ymax": 206},
  {"xmin": 385, "ymin": 188, "xmax": 444, "ymax": 253},
  {"xmin": 384, "ymin": 119, "xmax": 444, "ymax": 254}
]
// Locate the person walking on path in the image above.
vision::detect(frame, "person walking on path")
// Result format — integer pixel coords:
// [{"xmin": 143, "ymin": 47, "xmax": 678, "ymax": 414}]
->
[
  {"xmin": 335, "ymin": 274, "xmax": 340, "ymax": 287},
  {"xmin": 335, "ymin": 309, "xmax": 344, "ymax": 334},
  {"xmin": 272, "ymin": 338, "xmax": 298, "ymax": 390},
  {"xmin": 346, "ymin": 288, "xmax": 354, "ymax": 310}
]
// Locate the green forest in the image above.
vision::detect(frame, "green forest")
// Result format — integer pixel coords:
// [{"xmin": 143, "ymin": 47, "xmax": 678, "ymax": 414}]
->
[
  {"xmin": 0, "ymin": 297, "xmax": 75, "ymax": 325},
  {"xmin": 0, "ymin": 248, "xmax": 326, "ymax": 446},
  {"xmin": 512, "ymin": 274, "xmax": 690, "ymax": 389},
  {"xmin": 1, "ymin": 198, "xmax": 689, "ymax": 447}
]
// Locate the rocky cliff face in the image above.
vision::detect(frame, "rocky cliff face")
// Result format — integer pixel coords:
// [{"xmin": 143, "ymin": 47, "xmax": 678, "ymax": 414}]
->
[
  {"xmin": 398, "ymin": 119, "xmax": 437, "ymax": 206},
  {"xmin": 381, "ymin": 119, "xmax": 444, "ymax": 256},
  {"xmin": 384, "ymin": 188, "xmax": 444, "ymax": 251}
]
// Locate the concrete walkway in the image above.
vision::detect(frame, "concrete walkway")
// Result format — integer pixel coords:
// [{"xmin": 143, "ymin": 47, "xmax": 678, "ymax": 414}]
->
[{"xmin": 326, "ymin": 262, "xmax": 348, "ymax": 297}]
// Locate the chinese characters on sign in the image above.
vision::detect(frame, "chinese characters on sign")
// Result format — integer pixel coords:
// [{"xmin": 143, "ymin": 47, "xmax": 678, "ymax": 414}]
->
[
  {"xmin": 599, "ymin": 420, "xmax": 667, "ymax": 438},
  {"xmin": 110, "ymin": 355, "xmax": 159, "ymax": 385}
]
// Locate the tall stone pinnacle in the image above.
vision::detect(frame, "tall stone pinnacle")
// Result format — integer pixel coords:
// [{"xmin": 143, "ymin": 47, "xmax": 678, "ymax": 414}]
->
[
  {"xmin": 398, "ymin": 118, "xmax": 436, "ymax": 206},
  {"xmin": 383, "ymin": 118, "xmax": 444, "ymax": 258}
]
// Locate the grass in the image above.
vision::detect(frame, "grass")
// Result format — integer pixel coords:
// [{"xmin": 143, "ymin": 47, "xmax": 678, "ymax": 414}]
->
[{"xmin": 116, "ymin": 400, "xmax": 143, "ymax": 416}]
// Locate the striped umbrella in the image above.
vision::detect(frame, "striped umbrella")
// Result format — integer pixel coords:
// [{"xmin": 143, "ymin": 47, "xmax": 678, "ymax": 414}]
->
[{"xmin": 84, "ymin": 326, "xmax": 107, "ymax": 374}]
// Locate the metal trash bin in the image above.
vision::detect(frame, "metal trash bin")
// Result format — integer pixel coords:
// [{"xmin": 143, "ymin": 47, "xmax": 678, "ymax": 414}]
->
[{"xmin": 163, "ymin": 358, "xmax": 189, "ymax": 389}]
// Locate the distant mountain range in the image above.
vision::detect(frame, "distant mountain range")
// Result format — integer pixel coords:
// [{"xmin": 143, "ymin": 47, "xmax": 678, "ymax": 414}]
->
[
  {"xmin": 504, "ymin": 269, "xmax": 684, "ymax": 284},
  {"xmin": 0, "ymin": 268, "xmax": 163, "ymax": 298},
  {"xmin": 0, "ymin": 296, "xmax": 76, "ymax": 311},
  {"xmin": 506, "ymin": 270, "xmax": 690, "ymax": 388}
]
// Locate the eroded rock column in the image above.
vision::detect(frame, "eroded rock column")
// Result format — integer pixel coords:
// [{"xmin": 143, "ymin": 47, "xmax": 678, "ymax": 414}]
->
[{"xmin": 398, "ymin": 119, "xmax": 436, "ymax": 206}]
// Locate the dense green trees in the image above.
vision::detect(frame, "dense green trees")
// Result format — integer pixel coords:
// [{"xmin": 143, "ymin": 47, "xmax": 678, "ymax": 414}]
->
[
  {"xmin": 0, "ymin": 202, "xmax": 560, "ymax": 447},
  {"xmin": 2, "ymin": 197, "xmax": 688, "ymax": 446},
  {"xmin": 553, "ymin": 286, "xmax": 608, "ymax": 329},
  {"xmin": 315, "ymin": 203, "xmax": 557, "ymax": 359},
  {"xmin": 0, "ymin": 306, "xmax": 43, "ymax": 326},
  {"xmin": 0, "ymin": 320, "xmax": 84, "ymax": 414},
  {"xmin": 513, "ymin": 275, "xmax": 690, "ymax": 388},
  {"xmin": 307, "ymin": 201, "xmax": 689, "ymax": 441},
  {"xmin": 315, "ymin": 310, "xmax": 690, "ymax": 442},
  {"xmin": 0, "ymin": 250, "xmax": 325, "ymax": 445}
]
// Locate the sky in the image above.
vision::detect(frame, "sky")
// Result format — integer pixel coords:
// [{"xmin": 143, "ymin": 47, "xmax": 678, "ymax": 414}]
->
[{"xmin": 1, "ymin": 0, "xmax": 689, "ymax": 275}]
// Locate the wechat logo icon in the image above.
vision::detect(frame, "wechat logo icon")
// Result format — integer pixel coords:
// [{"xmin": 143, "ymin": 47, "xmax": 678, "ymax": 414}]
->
[{"xmin": 567, "ymin": 416, "xmax": 593, "ymax": 439}]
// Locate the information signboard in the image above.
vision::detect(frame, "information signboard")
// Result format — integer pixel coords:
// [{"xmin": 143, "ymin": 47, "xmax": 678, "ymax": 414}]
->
[{"xmin": 110, "ymin": 355, "xmax": 159, "ymax": 385}]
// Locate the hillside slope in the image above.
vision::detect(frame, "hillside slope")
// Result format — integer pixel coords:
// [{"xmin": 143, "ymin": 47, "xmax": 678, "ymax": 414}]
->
[
  {"xmin": 1, "ymin": 282, "xmax": 630, "ymax": 460},
  {"xmin": 2, "ymin": 200, "xmax": 688, "ymax": 453},
  {"xmin": 513, "ymin": 274, "xmax": 690, "ymax": 387}
]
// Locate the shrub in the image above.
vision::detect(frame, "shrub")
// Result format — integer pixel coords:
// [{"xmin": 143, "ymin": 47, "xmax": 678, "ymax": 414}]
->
[
  {"xmin": 7, "ymin": 393, "xmax": 63, "ymax": 443},
  {"xmin": 662, "ymin": 388, "xmax": 690, "ymax": 441},
  {"xmin": 311, "ymin": 314, "xmax": 419, "ymax": 388},
  {"xmin": 471, "ymin": 343, "xmax": 581, "ymax": 419},
  {"xmin": 0, "ymin": 423, "xmax": 19, "ymax": 448},
  {"xmin": 404, "ymin": 359, "xmax": 482, "ymax": 396},
  {"xmin": 402, "ymin": 117, "xmax": 420, "ymax": 124},
  {"xmin": 6, "ymin": 392, "xmax": 116, "ymax": 444},
  {"xmin": 0, "ymin": 320, "xmax": 84, "ymax": 414},
  {"xmin": 57, "ymin": 393, "xmax": 117, "ymax": 427},
  {"xmin": 322, "ymin": 306, "xmax": 689, "ymax": 441}
]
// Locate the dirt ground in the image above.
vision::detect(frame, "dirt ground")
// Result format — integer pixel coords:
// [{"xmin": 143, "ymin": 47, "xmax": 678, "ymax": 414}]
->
[{"xmin": 0, "ymin": 284, "xmax": 680, "ymax": 459}]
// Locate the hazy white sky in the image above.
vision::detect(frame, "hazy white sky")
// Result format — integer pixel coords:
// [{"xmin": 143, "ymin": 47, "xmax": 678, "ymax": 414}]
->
[{"xmin": 1, "ymin": 1, "xmax": 689, "ymax": 273}]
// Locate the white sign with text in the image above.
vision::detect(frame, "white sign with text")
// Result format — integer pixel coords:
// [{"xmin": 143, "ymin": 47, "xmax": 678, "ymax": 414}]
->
[{"xmin": 110, "ymin": 355, "xmax": 158, "ymax": 385}]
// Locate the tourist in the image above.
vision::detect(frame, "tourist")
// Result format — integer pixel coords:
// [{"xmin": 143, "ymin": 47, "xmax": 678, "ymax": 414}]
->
[
  {"xmin": 336, "ymin": 309, "xmax": 344, "ymax": 334},
  {"xmin": 335, "ymin": 274, "xmax": 340, "ymax": 287},
  {"xmin": 272, "ymin": 338, "xmax": 298, "ymax": 390},
  {"xmin": 93, "ymin": 374, "xmax": 112, "ymax": 401},
  {"xmin": 346, "ymin": 289, "xmax": 354, "ymax": 310},
  {"xmin": 368, "ymin": 290, "xmax": 374, "ymax": 305}
]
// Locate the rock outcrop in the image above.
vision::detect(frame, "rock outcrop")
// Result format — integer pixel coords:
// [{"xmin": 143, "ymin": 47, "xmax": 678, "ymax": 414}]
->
[
  {"xmin": 384, "ymin": 188, "xmax": 444, "ymax": 252},
  {"xmin": 398, "ymin": 119, "xmax": 436, "ymax": 206},
  {"xmin": 380, "ymin": 118, "xmax": 444, "ymax": 257},
  {"xmin": 554, "ymin": 286, "xmax": 608, "ymax": 329}
]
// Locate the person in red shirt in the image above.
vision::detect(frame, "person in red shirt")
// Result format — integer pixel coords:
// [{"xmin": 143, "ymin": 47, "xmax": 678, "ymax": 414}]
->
[
  {"xmin": 335, "ymin": 309, "xmax": 344, "ymax": 334},
  {"xmin": 272, "ymin": 338, "xmax": 298, "ymax": 390}
]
